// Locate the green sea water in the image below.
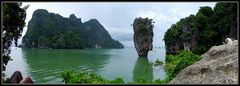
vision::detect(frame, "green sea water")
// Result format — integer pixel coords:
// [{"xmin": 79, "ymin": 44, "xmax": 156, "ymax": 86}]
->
[{"xmin": 4, "ymin": 47, "xmax": 166, "ymax": 83}]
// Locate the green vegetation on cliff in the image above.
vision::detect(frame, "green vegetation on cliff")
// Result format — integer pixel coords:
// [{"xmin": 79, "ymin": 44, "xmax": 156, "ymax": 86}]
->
[
  {"xmin": 22, "ymin": 9, "xmax": 124, "ymax": 49},
  {"xmin": 164, "ymin": 3, "xmax": 237, "ymax": 55}
]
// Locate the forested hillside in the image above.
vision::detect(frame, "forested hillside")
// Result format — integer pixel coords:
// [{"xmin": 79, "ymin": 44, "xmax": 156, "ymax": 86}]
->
[{"xmin": 164, "ymin": 3, "xmax": 237, "ymax": 55}]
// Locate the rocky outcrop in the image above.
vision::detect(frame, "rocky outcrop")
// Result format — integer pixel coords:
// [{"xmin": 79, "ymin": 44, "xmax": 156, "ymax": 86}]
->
[
  {"xmin": 20, "ymin": 76, "xmax": 34, "ymax": 84},
  {"xmin": 133, "ymin": 17, "xmax": 154, "ymax": 57},
  {"xmin": 10, "ymin": 71, "xmax": 23, "ymax": 83},
  {"xmin": 22, "ymin": 9, "xmax": 124, "ymax": 49},
  {"xmin": 5, "ymin": 71, "xmax": 34, "ymax": 84},
  {"xmin": 164, "ymin": 17, "xmax": 197, "ymax": 54},
  {"xmin": 169, "ymin": 40, "xmax": 238, "ymax": 84}
]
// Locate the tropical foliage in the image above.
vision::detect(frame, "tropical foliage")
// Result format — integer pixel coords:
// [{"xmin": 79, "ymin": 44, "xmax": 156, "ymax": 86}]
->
[
  {"xmin": 2, "ymin": 2, "xmax": 28, "ymax": 72},
  {"xmin": 164, "ymin": 3, "xmax": 237, "ymax": 55},
  {"xmin": 61, "ymin": 71, "xmax": 124, "ymax": 84},
  {"xmin": 150, "ymin": 51, "xmax": 202, "ymax": 84}
]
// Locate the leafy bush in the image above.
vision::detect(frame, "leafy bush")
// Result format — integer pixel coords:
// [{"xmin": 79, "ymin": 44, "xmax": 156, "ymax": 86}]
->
[
  {"xmin": 164, "ymin": 50, "xmax": 202, "ymax": 82},
  {"xmin": 61, "ymin": 71, "xmax": 124, "ymax": 84},
  {"xmin": 172, "ymin": 51, "xmax": 202, "ymax": 77}
]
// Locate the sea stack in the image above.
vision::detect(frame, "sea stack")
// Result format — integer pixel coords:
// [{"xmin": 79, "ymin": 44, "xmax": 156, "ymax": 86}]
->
[{"xmin": 133, "ymin": 17, "xmax": 154, "ymax": 57}]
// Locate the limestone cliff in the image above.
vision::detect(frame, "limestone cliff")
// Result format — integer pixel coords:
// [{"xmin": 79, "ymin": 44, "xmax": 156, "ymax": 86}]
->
[
  {"xmin": 164, "ymin": 17, "xmax": 197, "ymax": 54},
  {"xmin": 169, "ymin": 40, "xmax": 238, "ymax": 84},
  {"xmin": 163, "ymin": 3, "xmax": 237, "ymax": 55},
  {"xmin": 22, "ymin": 9, "xmax": 124, "ymax": 49},
  {"xmin": 133, "ymin": 17, "xmax": 154, "ymax": 57}
]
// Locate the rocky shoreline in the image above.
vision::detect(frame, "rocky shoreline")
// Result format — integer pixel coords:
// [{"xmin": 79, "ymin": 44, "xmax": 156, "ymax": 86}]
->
[{"xmin": 4, "ymin": 71, "xmax": 33, "ymax": 84}]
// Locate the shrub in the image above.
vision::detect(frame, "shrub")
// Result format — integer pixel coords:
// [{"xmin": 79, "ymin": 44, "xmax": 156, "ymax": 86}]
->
[
  {"xmin": 164, "ymin": 50, "xmax": 202, "ymax": 82},
  {"xmin": 61, "ymin": 71, "xmax": 124, "ymax": 84}
]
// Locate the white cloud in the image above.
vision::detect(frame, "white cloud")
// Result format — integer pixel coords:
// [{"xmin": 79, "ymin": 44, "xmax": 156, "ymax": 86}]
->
[{"xmin": 108, "ymin": 27, "xmax": 133, "ymax": 41}]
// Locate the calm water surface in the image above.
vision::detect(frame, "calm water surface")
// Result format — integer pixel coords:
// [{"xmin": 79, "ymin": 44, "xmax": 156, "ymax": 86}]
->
[{"xmin": 5, "ymin": 47, "xmax": 166, "ymax": 83}]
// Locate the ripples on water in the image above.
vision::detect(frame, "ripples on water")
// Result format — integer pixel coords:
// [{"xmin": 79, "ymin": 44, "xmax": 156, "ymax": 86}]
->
[{"xmin": 5, "ymin": 47, "xmax": 166, "ymax": 83}]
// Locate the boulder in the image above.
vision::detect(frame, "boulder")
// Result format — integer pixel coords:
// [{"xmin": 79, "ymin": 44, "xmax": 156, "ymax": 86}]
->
[
  {"xmin": 169, "ymin": 40, "xmax": 238, "ymax": 84},
  {"xmin": 133, "ymin": 17, "xmax": 154, "ymax": 57},
  {"xmin": 10, "ymin": 71, "xmax": 23, "ymax": 83},
  {"xmin": 7, "ymin": 71, "xmax": 34, "ymax": 84},
  {"xmin": 20, "ymin": 76, "xmax": 34, "ymax": 84}
]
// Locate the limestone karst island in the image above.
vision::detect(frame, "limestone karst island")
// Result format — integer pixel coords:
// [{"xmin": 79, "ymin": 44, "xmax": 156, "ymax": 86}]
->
[{"xmin": 2, "ymin": 2, "xmax": 238, "ymax": 84}]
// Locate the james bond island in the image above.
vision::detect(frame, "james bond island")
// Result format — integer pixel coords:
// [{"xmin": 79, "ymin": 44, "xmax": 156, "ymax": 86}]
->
[{"xmin": 133, "ymin": 17, "xmax": 154, "ymax": 57}]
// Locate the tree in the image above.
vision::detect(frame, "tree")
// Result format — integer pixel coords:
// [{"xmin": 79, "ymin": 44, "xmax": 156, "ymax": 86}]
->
[
  {"xmin": 38, "ymin": 36, "xmax": 49, "ymax": 48},
  {"xmin": 2, "ymin": 3, "xmax": 28, "ymax": 73},
  {"xmin": 64, "ymin": 31, "xmax": 84, "ymax": 49},
  {"xmin": 51, "ymin": 33, "xmax": 66, "ymax": 49}
]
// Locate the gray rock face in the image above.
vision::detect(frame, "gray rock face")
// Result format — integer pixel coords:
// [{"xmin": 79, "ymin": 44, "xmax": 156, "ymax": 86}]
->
[
  {"xmin": 133, "ymin": 17, "xmax": 154, "ymax": 57},
  {"xmin": 169, "ymin": 40, "xmax": 238, "ymax": 84},
  {"xmin": 20, "ymin": 76, "xmax": 34, "ymax": 83},
  {"xmin": 164, "ymin": 18, "xmax": 197, "ymax": 54}
]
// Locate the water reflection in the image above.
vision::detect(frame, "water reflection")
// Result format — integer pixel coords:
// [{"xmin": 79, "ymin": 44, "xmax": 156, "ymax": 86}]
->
[
  {"xmin": 6, "ymin": 48, "xmax": 166, "ymax": 83},
  {"xmin": 22, "ymin": 48, "xmax": 110, "ymax": 83},
  {"xmin": 5, "ymin": 47, "xmax": 29, "ymax": 79},
  {"xmin": 133, "ymin": 57, "xmax": 153, "ymax": 82}
]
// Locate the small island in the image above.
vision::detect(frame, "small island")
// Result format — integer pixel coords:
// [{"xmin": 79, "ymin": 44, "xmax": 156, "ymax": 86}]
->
[
  {"xmin": 133, "ymin": 17, "xmax": 154, "ymax": 57},
  {"xmin": 22, "ymin": 9, "xmax": 124, "ymax": 49}
]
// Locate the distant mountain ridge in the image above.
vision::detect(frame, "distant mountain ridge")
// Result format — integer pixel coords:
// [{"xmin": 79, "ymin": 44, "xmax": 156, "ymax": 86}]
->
[{"xmin": 22, "ymin": 9, "xmax": 124, "ymax": 49}]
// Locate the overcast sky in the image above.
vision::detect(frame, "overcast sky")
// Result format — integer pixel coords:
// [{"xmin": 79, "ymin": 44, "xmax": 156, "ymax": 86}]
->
[{"xmin": 20, "ymin": 2, "xmax": 216, "ymax": 47}]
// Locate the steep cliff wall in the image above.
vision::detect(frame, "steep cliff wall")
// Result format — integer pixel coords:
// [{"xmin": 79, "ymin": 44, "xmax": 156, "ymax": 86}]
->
[{"xmin": 163, "ymin": 3, "xmax": 237, "ymax": 55}]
